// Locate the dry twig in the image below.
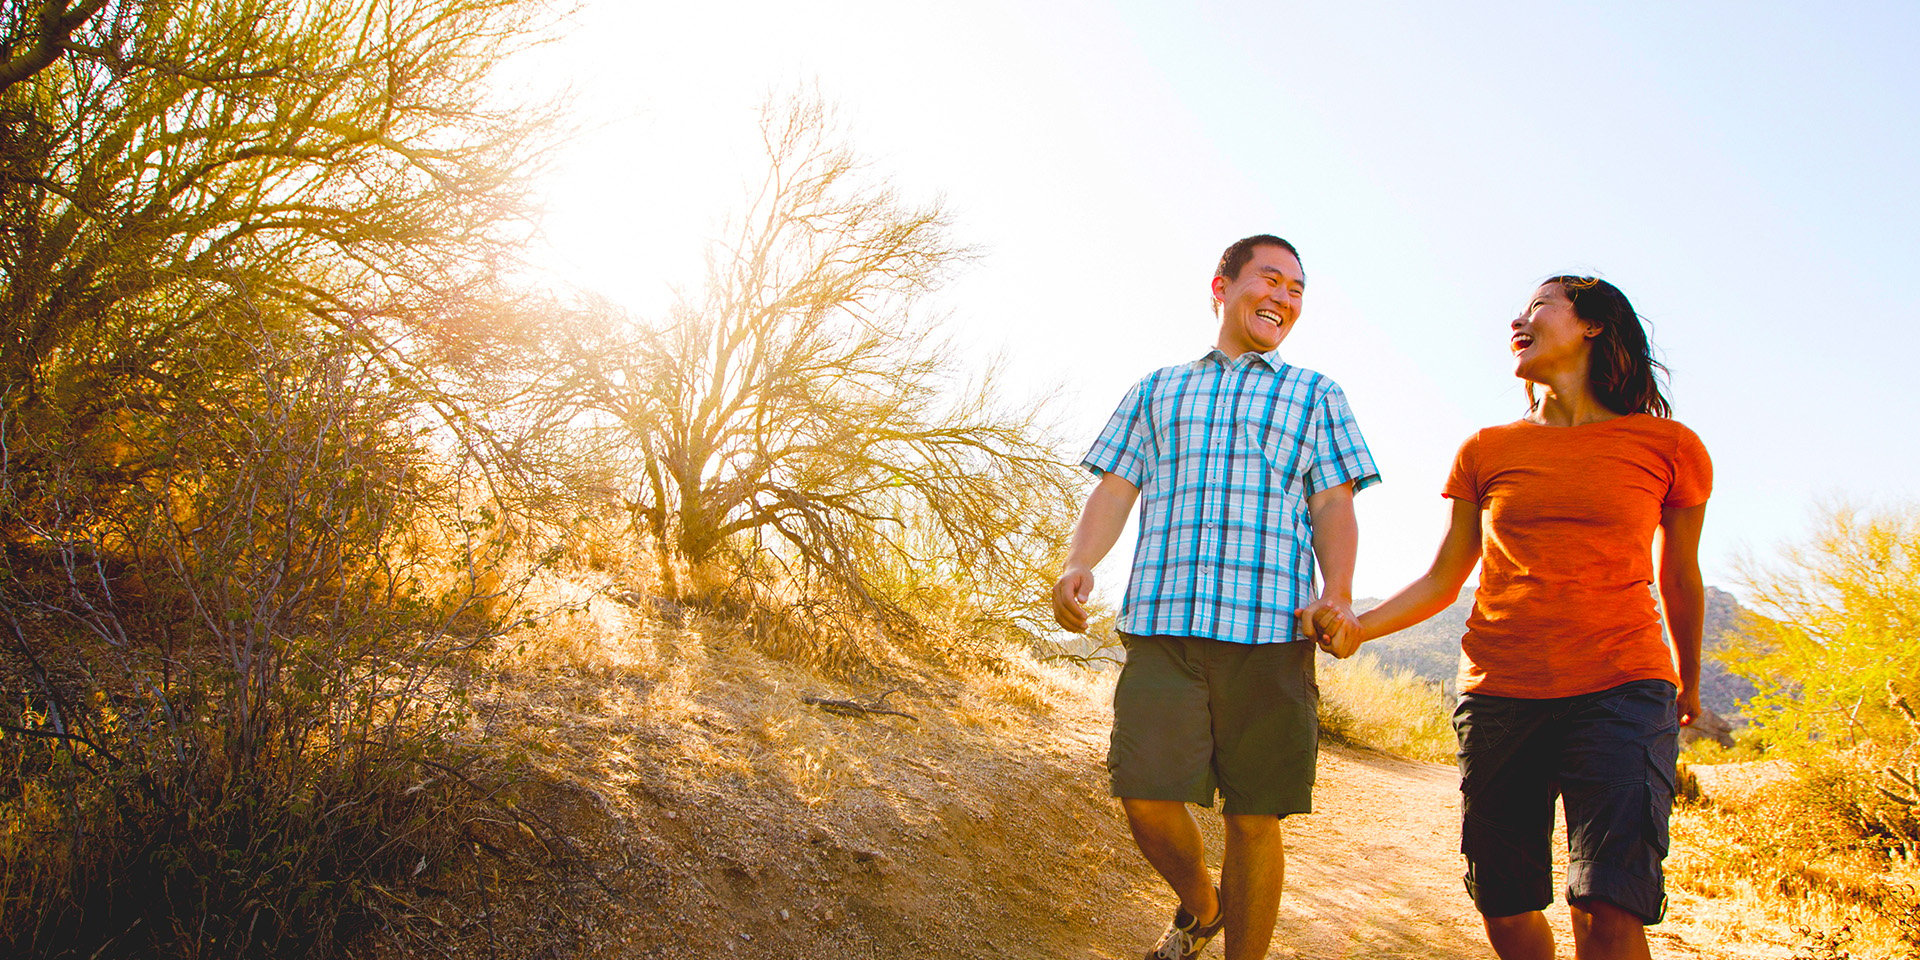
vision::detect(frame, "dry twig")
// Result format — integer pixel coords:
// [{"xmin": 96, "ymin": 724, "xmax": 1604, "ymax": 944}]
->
[{"xmin": 802, "ymin": 688, "xmax": 918, "ymax": 721}]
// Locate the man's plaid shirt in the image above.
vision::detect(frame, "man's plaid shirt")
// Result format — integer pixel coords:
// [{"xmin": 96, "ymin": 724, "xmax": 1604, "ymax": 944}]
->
[{"xmin": 1083, "ymin": 347, "xmax": 1380, "ymax": 645}]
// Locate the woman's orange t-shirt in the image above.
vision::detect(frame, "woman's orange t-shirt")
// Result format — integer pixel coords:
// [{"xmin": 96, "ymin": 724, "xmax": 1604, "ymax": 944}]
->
[{"xmin": 1444, "ymin": 414, "xmax": 1712, "ymax": 699}]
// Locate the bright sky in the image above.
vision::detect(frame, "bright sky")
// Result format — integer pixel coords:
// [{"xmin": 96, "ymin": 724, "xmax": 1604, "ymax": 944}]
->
[{"xmin": 505, "ymin": 1, "xmax": 1920, "ymax": 602}]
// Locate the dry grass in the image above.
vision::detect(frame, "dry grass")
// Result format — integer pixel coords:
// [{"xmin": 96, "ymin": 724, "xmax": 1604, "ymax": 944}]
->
[
  {"xmin": 1317, "ymin": 651, "xmax": 1457, "ymax": 763},
  {"xmin": 1670, "ymin": 755, "xmax": 1920, "ymax": 960}
]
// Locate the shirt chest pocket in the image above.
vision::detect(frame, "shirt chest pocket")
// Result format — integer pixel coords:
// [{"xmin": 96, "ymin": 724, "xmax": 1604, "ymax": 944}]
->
[{"xmin": 1239, "ymin": 420, "xmax": 1309, "ymax": 485}]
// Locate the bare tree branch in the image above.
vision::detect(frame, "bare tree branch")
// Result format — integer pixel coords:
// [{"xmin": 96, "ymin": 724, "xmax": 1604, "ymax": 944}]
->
[
  {"xmin": 553, "ymin": 93, "xmax": 1082, "ymax": 661},
  {"xmin": 0, "ymin": 0, "xmax": 113, "ymax": 93}
]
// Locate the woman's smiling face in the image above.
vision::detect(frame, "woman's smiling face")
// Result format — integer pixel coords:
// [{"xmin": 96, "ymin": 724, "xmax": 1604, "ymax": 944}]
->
[{"xmin": 1510, "ymin": 282, "xmax": 1597, "ymax": 384}]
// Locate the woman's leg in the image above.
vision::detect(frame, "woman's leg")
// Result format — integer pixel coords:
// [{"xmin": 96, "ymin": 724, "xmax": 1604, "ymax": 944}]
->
[
  {"xmin": 1483, "ymin": 909, "xmax": 1555, "ymax": 960},
  {"xmin": 1455, "ymin": 692, "xmax": 1561, "ymax": 956},
  {"xmin": 1558, "ymin": 680, "xmax": 1680, "ymax": 956},
  {"xmin": 1569, "ymin": 898, "xmax": 1652, "ymax": 960}
]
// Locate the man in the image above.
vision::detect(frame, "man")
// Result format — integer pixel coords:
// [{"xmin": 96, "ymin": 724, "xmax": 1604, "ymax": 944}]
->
[{"xmin": 1052, "ymin": 235, "xmax": 1377, "ymax": 960}]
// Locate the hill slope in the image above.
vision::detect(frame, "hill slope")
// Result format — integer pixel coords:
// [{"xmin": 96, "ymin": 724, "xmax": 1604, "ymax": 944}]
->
[{"xmin": 479, "ymin": 600, "xmax": 1789, "ymax": 959}]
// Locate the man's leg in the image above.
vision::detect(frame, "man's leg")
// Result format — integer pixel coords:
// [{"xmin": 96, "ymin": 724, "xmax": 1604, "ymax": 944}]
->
[
  {"xmin": 1569, "ymin": 899, "xmax": 1653, "ymax": 960},
  {"xmin": 1122, "ymin": 797, "xmax": 1221, "ymax": 925},
  {"xmin": 1219, "ymin": 813, "xmax": 1282, "ymax": 960},
  {"xmin": 1482, "ymin": 910, "xmax": 1555, "ymax": 960},
  {"xmin": 1205, "ymin": 640, "xmax": 1313, "ymax": 959},
  {"xmin": 1111, "ymin": 634, "xmax": 1220, "ymax": 935}
]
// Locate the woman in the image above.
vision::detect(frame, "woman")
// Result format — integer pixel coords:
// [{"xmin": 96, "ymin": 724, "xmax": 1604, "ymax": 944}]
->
[{"xmin": 1313, "ymin": 276, "xmax": 1709, "ymax": 960}]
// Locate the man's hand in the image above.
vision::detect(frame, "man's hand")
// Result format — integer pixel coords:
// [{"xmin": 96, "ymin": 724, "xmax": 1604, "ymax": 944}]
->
[
  {"xmin": 1052, "ymin": 566, "xmax": 1095, "ymax": 633},
  {"xmin": 1296, "ymin": 595, "xmax": 1362, "ymax": 658},
  {"xmin": 1051, "ymin": 474, "xmax": 1138, "ymax": 635},
  {"xmin": 1318, "ymin": 607, "xmax": 1364, "ymax": 659}
]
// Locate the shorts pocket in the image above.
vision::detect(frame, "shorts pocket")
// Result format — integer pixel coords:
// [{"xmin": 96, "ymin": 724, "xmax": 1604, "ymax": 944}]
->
[
  {"xmin": 1648, "ymin": 784, "xmax": 1671, "ymax": 857},
  {"xmin": 1454, "ymin": 696, "xmax": 1521, "ymax": 786},
  {"xmin": 1596, "ymin": 680, "xmax": 1679, "ymax": 733},
  {"xmin": 1645, "ymin": 746, "xmax": 1674, "ymax": 858}
]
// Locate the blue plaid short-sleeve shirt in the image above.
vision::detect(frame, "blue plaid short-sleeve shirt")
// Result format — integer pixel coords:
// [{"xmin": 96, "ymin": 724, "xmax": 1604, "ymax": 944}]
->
[{"xmin": 1083, "ymin": 347, "xmax": 1380, "ymax": 645}]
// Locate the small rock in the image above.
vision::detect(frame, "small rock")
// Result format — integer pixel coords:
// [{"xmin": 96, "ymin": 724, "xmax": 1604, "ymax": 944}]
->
[
  {"xmin": 779, "ymin": 909, "xmax": 791, "ymax": 921},
  {"xmin": 740, "ymin": 932, "xmax": 753, "ymax": 941}
]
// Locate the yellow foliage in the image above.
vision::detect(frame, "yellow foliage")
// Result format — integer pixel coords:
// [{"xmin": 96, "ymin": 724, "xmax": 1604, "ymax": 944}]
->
[{"xmin": 1726, "ymin": 501, "xmax": 1920, "ymax": 755}]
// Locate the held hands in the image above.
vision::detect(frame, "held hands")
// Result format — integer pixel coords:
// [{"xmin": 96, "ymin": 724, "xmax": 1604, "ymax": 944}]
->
[
  {"xmin": 1296, "ymin": 596, "xmax": 1363, "ymax": 658},
  {"xmin": 1052, "ymin": 566, "xmax": 1095, "ymax": 633}
]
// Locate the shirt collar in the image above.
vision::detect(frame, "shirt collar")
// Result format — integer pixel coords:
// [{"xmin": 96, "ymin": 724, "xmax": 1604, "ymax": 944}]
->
[{"xmin": 1200, "ymin": 346, "xmax": 1286, "ymax": 370}]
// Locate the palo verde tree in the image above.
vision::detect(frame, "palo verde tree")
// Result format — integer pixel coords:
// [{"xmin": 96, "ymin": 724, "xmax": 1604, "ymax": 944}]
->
[
  {"xmin": 1719, "ymin": 509, "xmax": 1920, "ymax": 945},
  {"xmin": 1724, "ymin": 501, "xmax": 1920, "ymax": 754},
  {"xmin": 0, "ymin": 1, "xmax": 111, "ymax": 89},
  {"xmin": 565, "ymin": 95, "xmax": 1080, "ymax": 663},
  {"xmin": 0, "ymin": 0, "xmax": 551, "ymax": 534}
]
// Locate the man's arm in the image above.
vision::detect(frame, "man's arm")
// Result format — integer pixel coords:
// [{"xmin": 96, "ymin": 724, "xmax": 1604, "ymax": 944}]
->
[
  {"xmin": 1051, "ymin": 472, "xmax": 1141, "ymax": 633},
  {"xmin": 1297, "ymin": 481, "xmax": 1359, "ymax": 652},
  {"xmin": 1657, "ymin": 501, "xmax": 1708, "ymax": 726}
]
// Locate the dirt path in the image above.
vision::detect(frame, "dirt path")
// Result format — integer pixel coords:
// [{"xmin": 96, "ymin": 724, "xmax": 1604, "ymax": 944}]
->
[
  {"xmin": 491, "ymin": 628, "xmax": 1780, "ymax": 959},
  {"xmin": 996, "ymin": 677, "xmax": 1751, "ymax": 960}
]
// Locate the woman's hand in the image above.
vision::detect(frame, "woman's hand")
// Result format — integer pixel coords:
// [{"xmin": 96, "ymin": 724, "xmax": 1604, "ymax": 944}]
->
[
  {"xmin": 1297, "ymin": 596, "xmax": 1363, "ymax": 657},
  {"xmin": 1677, "ymin": 684, "xmax": 1701, "ymax": 727}
]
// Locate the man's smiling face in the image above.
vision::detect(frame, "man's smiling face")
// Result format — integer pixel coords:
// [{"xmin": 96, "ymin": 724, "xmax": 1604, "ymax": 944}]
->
[{"xmin": 1213, "ymin": 243, "xmax": 1305, "ymax": 356}]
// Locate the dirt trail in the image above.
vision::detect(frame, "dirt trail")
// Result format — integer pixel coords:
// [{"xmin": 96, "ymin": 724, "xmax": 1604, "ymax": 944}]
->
[
  {"xmin": 950, "ymin": 676, "xmax": 1756, "ymax": 960},
  {"xmin": 491, "ymin": 626, "xmax": 1784, "ymax": 959}
]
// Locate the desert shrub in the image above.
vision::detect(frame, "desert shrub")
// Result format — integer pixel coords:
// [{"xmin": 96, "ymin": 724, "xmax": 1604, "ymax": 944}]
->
[
  {"xmin": 0, "ymin": 336, "xmax": 574, "ymax": 958},
  {"xmin": 1317, "ymin": 652, "xmax": 1455, "ymax": 763},
  {"xmin": 1790, "ymin": 749, "xmax": 1920, "ymax": 865},
  {"xmin": 1725, "ymin": 502, "xmax": 1920, "ymax": 757},
  {"xmin": 1686, "ymin": 503, "xmax": 1920, "ymax": 956}
]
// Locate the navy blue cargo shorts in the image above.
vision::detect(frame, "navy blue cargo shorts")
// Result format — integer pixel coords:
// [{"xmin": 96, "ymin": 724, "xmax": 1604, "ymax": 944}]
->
[{"xmin": 1453, "ymin": 678, "xmax": 1680, "ymax": 924}]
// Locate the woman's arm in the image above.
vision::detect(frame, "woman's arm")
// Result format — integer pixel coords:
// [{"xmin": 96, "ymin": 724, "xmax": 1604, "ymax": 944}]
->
[
  {"xmin": 1657, "ymin": 501, "xmax": 1708, "ymax": 726},
  {"xmin": 1340, "ymin": 497, "xmax": 1483, "ymax": 652}
]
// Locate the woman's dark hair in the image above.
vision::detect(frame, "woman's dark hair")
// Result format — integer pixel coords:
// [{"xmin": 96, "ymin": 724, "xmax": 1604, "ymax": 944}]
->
[{"xmin": 1534, "ymin": 275, "xmax": 1672, "ymax": 417}]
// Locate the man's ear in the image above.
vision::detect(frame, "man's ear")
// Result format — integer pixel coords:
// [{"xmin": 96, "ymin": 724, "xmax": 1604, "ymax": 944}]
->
[{"xmin": 1210, "ymin": 274, "xmax": 1227, "ymax": 304}]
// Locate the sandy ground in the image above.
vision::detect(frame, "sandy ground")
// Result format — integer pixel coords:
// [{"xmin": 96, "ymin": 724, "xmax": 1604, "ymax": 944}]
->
[{"xmin": 481, "ymin": 621, "xmax": 1791, "ymax": 960}]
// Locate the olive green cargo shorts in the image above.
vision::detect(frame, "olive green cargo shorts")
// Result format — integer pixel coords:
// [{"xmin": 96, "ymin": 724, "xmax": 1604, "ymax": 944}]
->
[{"xmin": 1108, "ymin": 633, "xmax": 1319, "ymax": 817}]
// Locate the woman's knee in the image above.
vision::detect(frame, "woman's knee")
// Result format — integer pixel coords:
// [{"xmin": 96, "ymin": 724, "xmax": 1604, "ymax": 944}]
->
[{"xmin": 1571, "ymin": 897, "xmax": 1647, "ymax": 938}]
